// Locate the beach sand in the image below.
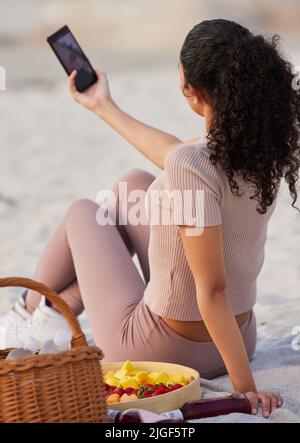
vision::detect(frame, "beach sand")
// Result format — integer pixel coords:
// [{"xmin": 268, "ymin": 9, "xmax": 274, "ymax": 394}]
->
[{"xmin": 0, "ymin": 0, "xmax": 299, "ymax": 343}]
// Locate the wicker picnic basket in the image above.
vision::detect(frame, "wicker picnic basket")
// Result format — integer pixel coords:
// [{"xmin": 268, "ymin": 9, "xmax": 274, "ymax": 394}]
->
[{"xmin": 0, "ymin": 277, "xmax": 107, "ymax": 423}]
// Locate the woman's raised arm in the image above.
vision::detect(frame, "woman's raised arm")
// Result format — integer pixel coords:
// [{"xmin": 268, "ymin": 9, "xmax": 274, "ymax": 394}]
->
[{"xmin": 69, "ymin": 70, "xmax": 182, "ymax": 169}]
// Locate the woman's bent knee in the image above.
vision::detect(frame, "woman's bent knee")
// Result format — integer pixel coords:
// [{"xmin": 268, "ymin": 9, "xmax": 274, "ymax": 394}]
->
[
  {"xmin": 68, "ymin": 198, "xmax": 97, "ymax": 215},
  {"xmin": 65, "ymin": 198, "xmax": 98, "ymax": 228},
  {"xmin": 114, "ymin": 168, "xmax": 156, "ymax": 191}
]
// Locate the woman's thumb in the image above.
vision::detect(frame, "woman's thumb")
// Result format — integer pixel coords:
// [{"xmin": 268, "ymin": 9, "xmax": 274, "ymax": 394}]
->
[{"xmin": 96, "ymin": 70, "xmax": 107, "ymax": 78}]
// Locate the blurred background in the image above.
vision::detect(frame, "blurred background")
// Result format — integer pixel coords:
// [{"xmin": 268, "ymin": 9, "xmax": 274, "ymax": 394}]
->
[{"xmin": 0, "ymin": 0, "xmax": 299, "ymax": 341}]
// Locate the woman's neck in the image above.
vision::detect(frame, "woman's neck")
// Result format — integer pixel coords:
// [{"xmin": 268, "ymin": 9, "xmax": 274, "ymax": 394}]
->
[{"xmin": 204, "ymin": 105, "xmax": 214, "ymax": 134}]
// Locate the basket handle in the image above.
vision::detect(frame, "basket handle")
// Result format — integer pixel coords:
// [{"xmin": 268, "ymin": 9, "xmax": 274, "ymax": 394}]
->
[{"xmin": 0, "ymin": 277, "xmax": 88, "ymax": 348}]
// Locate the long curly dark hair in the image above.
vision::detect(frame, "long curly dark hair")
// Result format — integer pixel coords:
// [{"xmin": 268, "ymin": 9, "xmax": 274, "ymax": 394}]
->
[{"xmin": 180, "ymin": 19, "xmax": 300, "ymax": 214}]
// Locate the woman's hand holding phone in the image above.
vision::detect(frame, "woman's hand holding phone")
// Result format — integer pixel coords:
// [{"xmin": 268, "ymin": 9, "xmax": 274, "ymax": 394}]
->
[{"xmin": 69, "ymin": 70, "xmax": 113, "ymax": 114}]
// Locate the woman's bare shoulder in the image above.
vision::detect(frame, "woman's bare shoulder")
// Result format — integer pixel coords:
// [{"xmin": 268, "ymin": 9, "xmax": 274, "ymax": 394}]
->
[{"xmin": 184, "ymin": 137, "xmax": 204, "ymax": 144}]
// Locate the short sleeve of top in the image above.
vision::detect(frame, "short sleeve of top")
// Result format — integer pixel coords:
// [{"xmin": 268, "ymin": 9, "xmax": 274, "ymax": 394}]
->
[{"xmin": 163, "ymin": 144, "xmax": 223, "ymax": 227}]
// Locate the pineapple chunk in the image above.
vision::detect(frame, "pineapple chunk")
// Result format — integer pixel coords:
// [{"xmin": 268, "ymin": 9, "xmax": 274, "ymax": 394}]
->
[
  {"xmin": 119, "ymin": 377, "xmax": 139, "ymax": 389},
  {"xmin": 136, "ymin": 371, "xmax": 148, "ymax": 383},
  {"xmin": 147, "ymin": 371, "xmax": 159, "ymax": 383},
  {"xmin": 182, "ymin": 375, "xmax": 190, "ymax": 385},
  {"xmin": 169, "ymin": 374, "xmax": 189, "ymax": 385},
  {"xmin": 114, "ymin": 368, "xmax": 129, "ymax": 379},
  {"xmin": 121, "ymin": 359, "xmax": 135, "ymax": 373},
  {"xmin": 153, "ymin": 372, "xmax": 169, "ymax": 385},
  {"xmin": 104, "ymin": 376, "xmax": 120, "ymax": 387}
]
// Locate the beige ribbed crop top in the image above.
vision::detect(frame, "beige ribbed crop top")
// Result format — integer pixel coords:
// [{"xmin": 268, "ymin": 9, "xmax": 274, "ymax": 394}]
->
[{"xmin": 143, "ymin": 139, "xmax": 278, "ymax": 321}]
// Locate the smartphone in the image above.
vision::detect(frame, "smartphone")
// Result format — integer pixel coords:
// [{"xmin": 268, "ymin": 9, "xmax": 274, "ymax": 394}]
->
[{"xmin": 47, "ymin": 25, "xmax": 98, "ymax": 92}]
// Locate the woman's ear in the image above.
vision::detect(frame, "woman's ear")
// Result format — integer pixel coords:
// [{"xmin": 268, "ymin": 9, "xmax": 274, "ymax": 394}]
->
[
  {"xmin": 183, "ymin": 84, "xmax": 205, "ymax": 104},
  {"xmin": 182, "ymin": 83, "xmax": 193, "ymax": 98}
]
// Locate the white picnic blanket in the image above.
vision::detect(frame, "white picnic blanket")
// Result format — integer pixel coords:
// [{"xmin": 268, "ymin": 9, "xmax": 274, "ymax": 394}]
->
[{"xmin": 192, "ymin": 335, "xmax": 300, "ymax": 423}]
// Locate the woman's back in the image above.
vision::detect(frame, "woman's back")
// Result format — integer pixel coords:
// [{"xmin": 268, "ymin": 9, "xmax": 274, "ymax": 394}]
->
[{"xmin": 144, "ymin": 140, "xmax": 278, "ymax": 320}]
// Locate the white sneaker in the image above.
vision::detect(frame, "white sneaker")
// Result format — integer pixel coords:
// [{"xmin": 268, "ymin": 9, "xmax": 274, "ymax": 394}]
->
[
  {"xmin": 16, "ymin": 296, "xmax": 72, "ymax": 352},
  {"xmin": 0, "ymin": 290, "xmax": 32, "ymax": 350}
]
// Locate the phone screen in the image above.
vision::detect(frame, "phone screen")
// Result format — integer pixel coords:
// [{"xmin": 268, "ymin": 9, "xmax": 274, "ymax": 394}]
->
[{"xmin": 47, "ymin": 26, "xmax": 97, "ymax": 92}]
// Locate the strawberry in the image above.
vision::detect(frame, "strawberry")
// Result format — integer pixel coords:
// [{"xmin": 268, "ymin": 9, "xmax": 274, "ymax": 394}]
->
[
  {"xmin": 141, "ymin": 390, "xmax": 152, "ymax": 398},
  {"xmin": 115, "ymin": 388, "xmax": 125, "ymax": 396},
  {"xmin": 172, "ymin": 384, "xmax": 183, "ymax": 390},
  {"xmin": 149, "ymin": 386, "xmax": 169, "ymax": 397},
  {"xmin": 125, "ymin": 387, "xmax": 135, "ymax": 395},
  {"xmin": 155, "ymin": 386, "xmax": 167, "ymax": 395}
]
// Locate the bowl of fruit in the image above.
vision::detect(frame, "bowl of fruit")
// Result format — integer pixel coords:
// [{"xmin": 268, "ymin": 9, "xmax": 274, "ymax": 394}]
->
[{"xmin": 103, "ymin": 360, "xmax": 202, "ymax": 414}]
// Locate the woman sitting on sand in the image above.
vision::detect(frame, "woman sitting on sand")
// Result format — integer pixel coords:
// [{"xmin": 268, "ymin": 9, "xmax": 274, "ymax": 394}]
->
[{"xmin": 1, "ymin": 19, "xmax": 299, "ymax": 417}]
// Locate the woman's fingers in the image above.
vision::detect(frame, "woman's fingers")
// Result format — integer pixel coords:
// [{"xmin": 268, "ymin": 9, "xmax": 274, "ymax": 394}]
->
[
  {"xmin": 68, "ymin": 68, "xmax": 111, "ymax": 111},
  {"xmin": 270, "ymin": 393, "xmax": 283, "ymax": 411},
  {"xmin": 96, "ymin": 69, "xmax": 106, "ymax": 78},
  {"xmin": 245, "ymin": 392, "xmax": 259, "ymax": 415},
  {"xmin": 244, "ymin": 391, "xmax": 283, "ymax": 418},
  {"xmin": 259, "ymin": 393, "xmax": 272, "ymax": 418},
  {"xmin": 270, "ymin": 394, "xmax": 278, "ymax": 412},
  {"xmin": 68, "ymin": 70, "xmax": 80, "ymax": 100},
  {"xmin": 68, "ymin": 70, "xmax": 77, "ymax": 91}
]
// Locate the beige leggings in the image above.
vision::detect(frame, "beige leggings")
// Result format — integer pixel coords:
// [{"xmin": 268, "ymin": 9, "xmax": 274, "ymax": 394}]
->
[{"xmin": 25, "ymin": 168, "xmax": 256, "ymax": 378}]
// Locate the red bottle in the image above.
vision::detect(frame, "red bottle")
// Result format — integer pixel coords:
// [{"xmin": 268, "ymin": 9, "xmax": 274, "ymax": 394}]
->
[
  {"xmin": 107, "ymin": 408, "xmax": 185, "ymax": 423},
  {"xmin": 107, "ymin": 394, "xmax": 251, "ymax": 423}
]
